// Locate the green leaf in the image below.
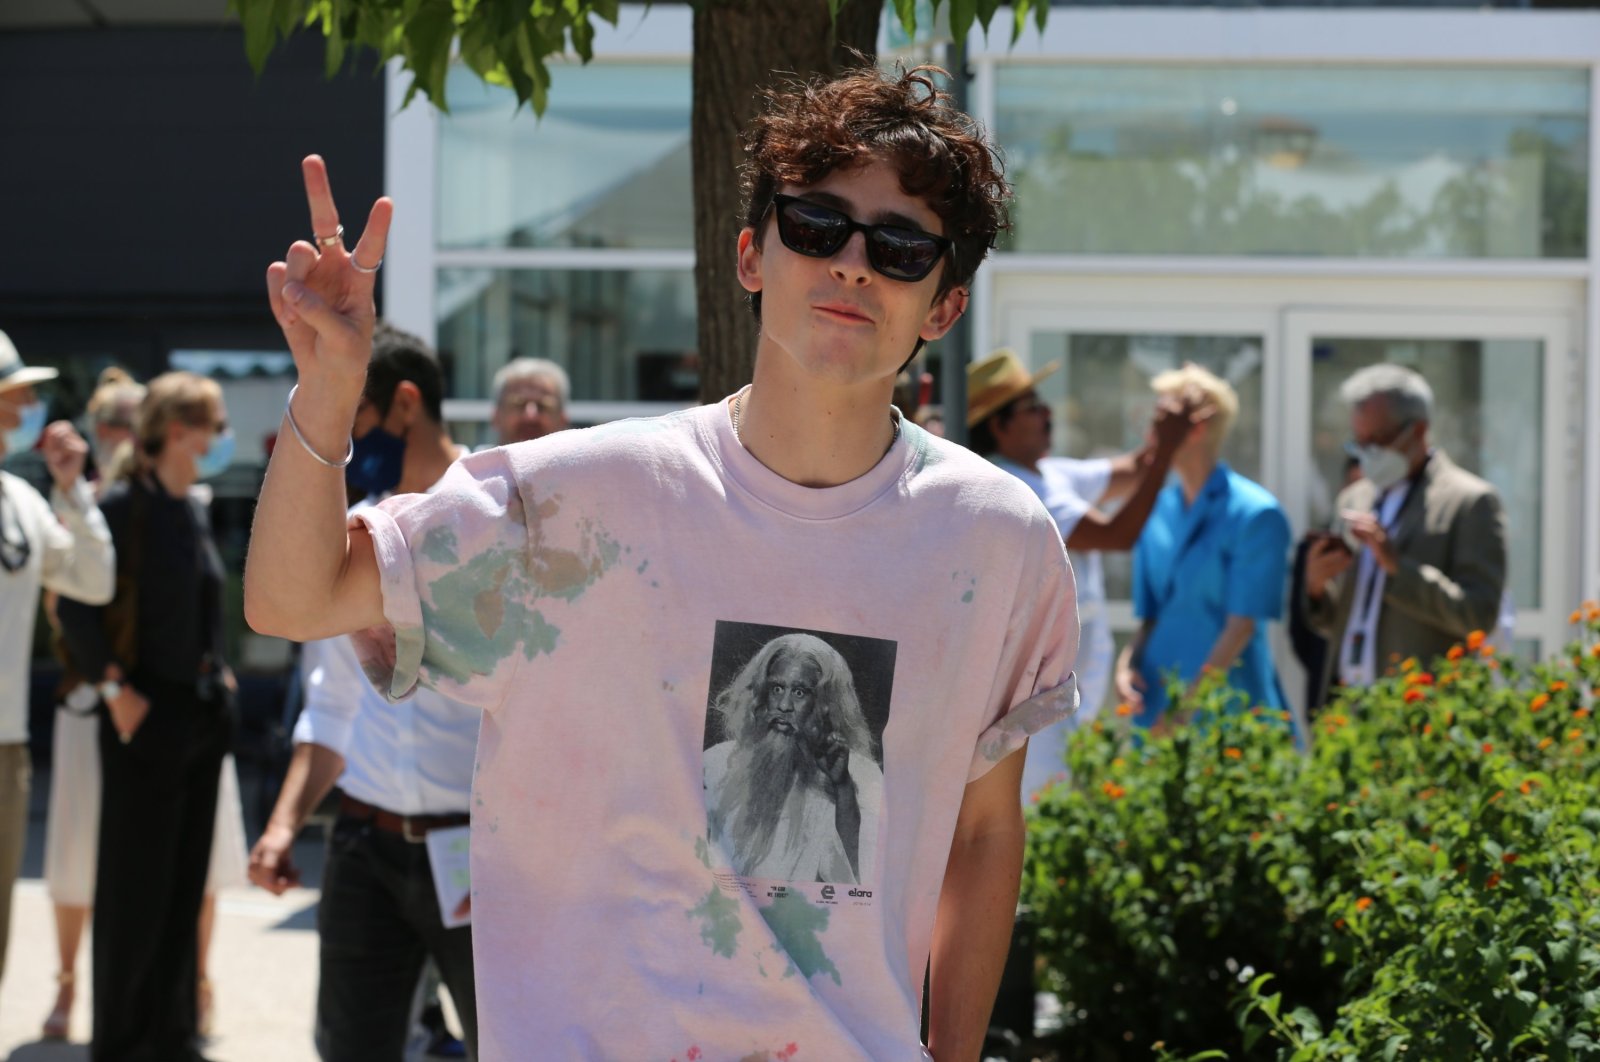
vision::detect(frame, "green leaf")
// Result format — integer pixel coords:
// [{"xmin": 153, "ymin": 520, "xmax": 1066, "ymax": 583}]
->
[
  {"xmin": 892, "ymin": 0, "xmax": 917, "ymax": 39},
  {"xmin": 402, "ymin": 0, "xmax": 456, "ymax": 107},
  {"xmin": 947, "ymin": 0, "xmax": 977, "ymax": 46}
]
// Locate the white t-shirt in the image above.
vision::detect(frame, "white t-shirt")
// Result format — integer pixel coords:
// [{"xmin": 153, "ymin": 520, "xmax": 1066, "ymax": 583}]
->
[
  {"xmin": 349, "ymin": 397, "xmax": 1080, "ymax": 1060},
  {"xmin": 991, "ymin": 457, "xmax": 1114, "ymax": 796},
  {"xmin": 0, "ymin": 473, "xmax": 113, "ymax": 743}
]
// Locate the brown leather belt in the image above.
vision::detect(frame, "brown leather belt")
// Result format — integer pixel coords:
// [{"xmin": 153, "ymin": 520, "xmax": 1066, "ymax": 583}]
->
[{"xmin": 339, "ymin": 793, "xmax": 470, "ymax": 844}]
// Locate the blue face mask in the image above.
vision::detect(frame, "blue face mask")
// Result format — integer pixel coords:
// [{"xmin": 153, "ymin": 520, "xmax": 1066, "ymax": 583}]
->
[
  {"xmin": 196, "ymin": 429, "xmax": 235, "ymax": 480},
  {"xmin": 3, "ymin": 401, "xmax": 46, "ymax": 455},
  {"xmin": 346, "ymin": 426, "xmax": 406, "ymax": 497}
]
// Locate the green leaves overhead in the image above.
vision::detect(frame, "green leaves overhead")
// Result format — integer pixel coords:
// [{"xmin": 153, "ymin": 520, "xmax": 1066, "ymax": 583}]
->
[{"xmin": 237, "ymin": 0, "xmax": 1050, "ymax": 113}]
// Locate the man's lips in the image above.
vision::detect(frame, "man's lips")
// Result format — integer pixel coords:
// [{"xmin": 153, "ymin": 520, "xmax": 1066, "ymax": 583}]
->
[
  {"xmin": 770, "ymin": 718, "xmax": 796, "ymax": 734},
  {"xmin": 813, "ymin": 302, "xmax": 875, "ymax": 325}
]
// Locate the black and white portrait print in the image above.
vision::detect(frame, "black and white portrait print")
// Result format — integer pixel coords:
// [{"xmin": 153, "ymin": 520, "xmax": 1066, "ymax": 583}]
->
[{"xmin": 702, "ymin": 621, "xmax": 896, "ymax": 887}]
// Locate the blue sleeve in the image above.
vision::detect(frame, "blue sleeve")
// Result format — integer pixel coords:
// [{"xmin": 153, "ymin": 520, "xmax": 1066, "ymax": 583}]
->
[
  {"xmin": 1225, "ymin": 505, "xmax": 1291, "ymax": 620},
  {"xmin": 1133, "ymin": 534, "xmax": 1155, "ymax": 621}
]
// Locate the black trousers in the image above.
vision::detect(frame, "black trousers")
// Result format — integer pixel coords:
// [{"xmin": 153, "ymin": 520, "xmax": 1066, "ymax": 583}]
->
[
  {"xmin": 92, "ymin": 675, "xmax": 232, "ymax": 1062},
  {"xmin": 315, "ymin": 808, "xmax": 478, "ymax": 1062}
]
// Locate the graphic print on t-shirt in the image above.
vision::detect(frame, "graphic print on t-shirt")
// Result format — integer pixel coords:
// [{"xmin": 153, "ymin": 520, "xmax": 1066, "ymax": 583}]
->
[{"xmin": 702, "ymin": 621, "xmax": 895, "ymax": 891}]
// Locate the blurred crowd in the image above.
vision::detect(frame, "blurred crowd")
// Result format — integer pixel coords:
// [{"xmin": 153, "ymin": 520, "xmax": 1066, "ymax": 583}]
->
[{"xmin": 1, "ymin": 319, "xmax": 1506, "ymax": 1060}]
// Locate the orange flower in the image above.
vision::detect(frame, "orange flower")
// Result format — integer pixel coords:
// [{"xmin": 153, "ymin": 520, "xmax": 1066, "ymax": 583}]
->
[
  {"xmin": 1429, "ymin": 843, "xmax": 1440, "ymax": 852},
  {"xmin": 1326, "ymin": 802, "xmax": 1339, "ymax": 812},
  {"xmin": 1572, "ymin": 609, "xmax": 1585, "ymax": 624},
  {"xmin": 1404, "ymin": 688, "xmax": 1426, "ymax": 704},
  {"xmin": 1519, "ymin": 779, "xmax": 1537, "ymax": 795},
  {"xmin": 1111, "ymin": 757, "xmax": 1126, "ymax": 768},
  {"xmin": 1100, "ymin": 781, "xmax": 1127, "ymax": 800},
  {"xmin": 1530, "ymin": 693, "xmax": 1550, "ymax": 712},
  {"xmin": 1466, "ymin": 630, "xmax": 1487, "ymax": 650},
  {"xmin": 1418, "ymin": 788, "xmax": 1435, "ymax": 801},
  {"xmin": 1250, "ymin": 831, "xmax": 1262, "ymax": 842},
  {"xmin": 1401, "ymin": 656, "xmax": 1419, "ymax": 673},
  {"xmin": 1406, "ymin": 671, "xmax": 1434, "ymax": 687},
  {"xmin": 1444, "ymin": 710, "xmax": 1454, "ymax": 726},
  {"xmin": 1485, "ymin": 872, "xmax": 1501, "ymax": 889},
  {"xmin": 1489, "ymin": 789, "xmax": 1505, "ymax": 803},
  {"xmin": 1481, "ymin": 644, "xmax": 1496, "ymax": 657},
  {"xmin": 1422, "ymin": 723, "xmax": 1433, "ymax": 735},
  {"xmin": 1589, "ymin": 604, "xmax": 1600, "ymax": 622},
  {"xmin": 1334, "ymin": 918, "xmax": 1346, "ymax": 930},
  {"xmin": 1576, "ymin": 708, "xmax": 1591, "ymax": 720},
  {"xmin": 1482, "ymin": 742, "xmax": 1494, "ymax": 754},
  {"xmin": 1551, "ymin": 681, "xmax": 1569, "ymax": 692},
  {"xmin": 1447, "ymin": 645, "xmax": 1465, "ymax": 661},
  {"xmin": 1223, "ymin": 747, "xmax": 1243, "ymax": 760},
  {"xmin": 1355, "ymin": 897, "xmax": 1374, "ymax": 912},
  {"xmin": 1114, "ymin": 703, "xmax": 1134, "ymax": 717},
  {"xmin": 1502, "ymin": 852, "xmax": 1519, "ymax": 864},
  {"xmin": 1570, "ymin": 728, "xmax": 1584, "ymax": 740},
  {"xmin": 1538, "ymin": 737, "xmax": 1554, "ymax": 750},
  {"xmin": 1591, "ymin": 643, "xmax": 1600, "ymax": 659}
]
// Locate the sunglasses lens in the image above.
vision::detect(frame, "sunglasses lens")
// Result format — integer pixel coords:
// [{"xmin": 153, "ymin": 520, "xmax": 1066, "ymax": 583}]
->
[
  {"xmin": 776, "ymin": 200, "xmax": 849, "ymax": 258},
  {"xmin": 867, "ymin": 227, "xmax": 944, "ymax": 281}
]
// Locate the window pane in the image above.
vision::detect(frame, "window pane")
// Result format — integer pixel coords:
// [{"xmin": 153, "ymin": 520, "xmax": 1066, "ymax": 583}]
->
[
  {"xmin": 436, "ymin": 267, "xmax": 698, "ymax": 406},
  {"xmin": 1027, "ymin": 332, "xmax": 1266, "ymax": 601},
  {"xmin": 439, "ymin": 63, "xmax": 692, "ymax": 250},
  {"xmin": 996, "ymin": 65, "xmax": 1589, "ymax": 258},
  {"xmin": 1307, "ymin": 337, "xmax": 1541, "ymax": 608}
]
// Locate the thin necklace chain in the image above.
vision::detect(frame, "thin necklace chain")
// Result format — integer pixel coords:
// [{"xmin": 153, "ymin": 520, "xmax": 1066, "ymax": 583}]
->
[{"xmin": 731, "ymin": 392, "xmax": 901, "ymax": 455}]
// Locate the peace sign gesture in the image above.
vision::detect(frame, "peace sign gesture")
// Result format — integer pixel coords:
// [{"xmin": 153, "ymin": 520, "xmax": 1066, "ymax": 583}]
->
[{"xmin": 265, "ymin": 156, "xmax": 393, "ymax": 398}]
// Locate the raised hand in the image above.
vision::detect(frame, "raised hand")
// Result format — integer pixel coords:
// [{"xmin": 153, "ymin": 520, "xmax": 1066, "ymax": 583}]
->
[
  {"xmin": 40, "ymin": 420, "xmax": 88, "ymax": 491},
  {"xmin": 265, "ymin": 156, "xmax": 393, "ymax": 401},
  {"xmin": 1149, "ymin": 391, "xmax": 1215, "ymax": 459}
]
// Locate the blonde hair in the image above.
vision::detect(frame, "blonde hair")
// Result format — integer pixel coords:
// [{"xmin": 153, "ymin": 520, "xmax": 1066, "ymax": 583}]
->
[
  {"xmin": 1151, "ymin": 362, "xmax": 1238, "ymax": 452},
  {"xmin": 86, "ymin": 366, "xmax": 146, "ymax": 428},
  {"xmin": 124, "ymin": 371, "xmax": 222, "ymax": 481}
]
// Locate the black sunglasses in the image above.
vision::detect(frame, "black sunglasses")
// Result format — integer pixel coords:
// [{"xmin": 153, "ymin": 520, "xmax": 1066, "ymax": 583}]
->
[{"xmin": 768, "ymin": 194, "xmax": 952, "ymax": 282}]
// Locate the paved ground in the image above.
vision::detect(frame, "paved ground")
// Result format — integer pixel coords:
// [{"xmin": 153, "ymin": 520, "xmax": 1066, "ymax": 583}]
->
[{"xmin": 0, "ymin": 764, "xmax": 463, "ymax": 1062}]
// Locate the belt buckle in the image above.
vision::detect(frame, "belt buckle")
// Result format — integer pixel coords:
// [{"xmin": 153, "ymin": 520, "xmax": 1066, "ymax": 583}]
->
[{"xmin": 401, "ymin": 816, "xmax": 429, "ymax": 844}]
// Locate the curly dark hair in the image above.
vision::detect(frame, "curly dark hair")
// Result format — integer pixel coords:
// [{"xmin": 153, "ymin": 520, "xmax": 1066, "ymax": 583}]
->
[{"xmin": 740, "ymin": 62, "xmax": 1011, "ymax": 331}]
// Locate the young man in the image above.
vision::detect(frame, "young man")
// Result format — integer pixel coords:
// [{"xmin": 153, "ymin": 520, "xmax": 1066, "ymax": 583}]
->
[
  {"xmin": 248, "ymin": 66, "xmax": 1079, "ymax": 1060},
  {"xmin": 247, "ymin": 325, "xmax": 480, "ymax": 1060}
]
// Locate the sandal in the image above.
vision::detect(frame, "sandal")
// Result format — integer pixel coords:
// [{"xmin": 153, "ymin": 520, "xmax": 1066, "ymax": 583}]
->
[{"xmin": 41, "ymin": 970, "xmax": 74, "ymax": 1040}]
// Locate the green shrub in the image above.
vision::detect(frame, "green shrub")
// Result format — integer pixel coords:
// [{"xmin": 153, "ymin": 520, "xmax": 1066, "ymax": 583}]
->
[{"xmin": 1024, "ymin": 613, "xmax": 1600, "ymax": 1061}]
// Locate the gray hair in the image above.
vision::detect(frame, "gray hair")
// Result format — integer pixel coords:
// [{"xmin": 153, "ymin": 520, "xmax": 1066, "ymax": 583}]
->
[
  {"xmin": 1339, "ymin": 363, "xmax": 1433, "ymax": 425},
  {"xmin": 491, "ymin": 357, "xmax": 570, "ymax": 410}
]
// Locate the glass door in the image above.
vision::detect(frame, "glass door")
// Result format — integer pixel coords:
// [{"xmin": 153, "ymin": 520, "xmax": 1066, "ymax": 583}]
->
[{"xmin": 1283, "ymin": 310, "xmax": 1571, "ymax": 658}]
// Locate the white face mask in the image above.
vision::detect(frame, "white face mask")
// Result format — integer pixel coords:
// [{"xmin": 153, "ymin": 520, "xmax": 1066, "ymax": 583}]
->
[{"xmin": 1350, "ymin": 422, "xmax": 1414, "ymax": 491}]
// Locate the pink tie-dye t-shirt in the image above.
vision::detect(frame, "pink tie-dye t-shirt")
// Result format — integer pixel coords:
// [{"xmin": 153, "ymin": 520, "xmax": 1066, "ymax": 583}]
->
[{"xmin": 350, "ymin": 395, "xmax": 1079, "ymax": 1062}]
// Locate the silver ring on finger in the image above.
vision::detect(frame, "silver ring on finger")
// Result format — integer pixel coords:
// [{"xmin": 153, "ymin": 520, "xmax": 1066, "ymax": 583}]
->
[
  {"xmin": 350, "ymin": 256, "xmax": 382, "ymax": 275},
  {"xmin": 314, "ymin": 224, "xmax": 345, "ymax": 250}
]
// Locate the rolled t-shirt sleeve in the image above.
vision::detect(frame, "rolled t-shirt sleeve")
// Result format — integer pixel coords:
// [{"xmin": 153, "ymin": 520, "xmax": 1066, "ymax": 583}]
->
[
  {"xmin": 349, "ymin": 447, "xmax": 533, "ymax": 712},
  {"xmin": 1225, "ymin": 506, "xmax": 1292, "ymax": 621},
  {"xmin": 968, "ymin": 513, "xmax": 1082, "ymax": 782}
]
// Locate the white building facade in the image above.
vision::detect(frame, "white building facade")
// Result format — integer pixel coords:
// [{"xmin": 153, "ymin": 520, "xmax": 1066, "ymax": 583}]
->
[{"xmin": 383, "ymin": 5, "xmax": 1600, "ymax": 708}]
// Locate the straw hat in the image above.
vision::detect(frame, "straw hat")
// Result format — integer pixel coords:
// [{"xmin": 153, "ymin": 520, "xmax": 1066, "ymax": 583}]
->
[
  {"xmin": 966, "ymin": 349, "xmax": 1060, "ymax": 427},
  {"xmin": 0, "ymin": 330, "xmax": 58, "ymax": 394}
]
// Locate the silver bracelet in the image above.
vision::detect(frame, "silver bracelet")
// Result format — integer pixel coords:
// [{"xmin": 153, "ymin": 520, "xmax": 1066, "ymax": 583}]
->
[{"xmin": 283, "ymin": 384, "xmax": 355, "ymax": 469}]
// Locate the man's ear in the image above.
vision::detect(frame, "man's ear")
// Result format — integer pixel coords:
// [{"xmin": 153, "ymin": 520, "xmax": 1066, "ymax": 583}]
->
[
  {"xmin": 736, "ymin": 228, "xmax": 763, "ymax": 295},
  {"xmin": 919, "ymin": 286, "xmax": 968, "ymax": 343},
  {"xmin": 390, "ymin": 380, "xmax": 423, "ymax": 431}
]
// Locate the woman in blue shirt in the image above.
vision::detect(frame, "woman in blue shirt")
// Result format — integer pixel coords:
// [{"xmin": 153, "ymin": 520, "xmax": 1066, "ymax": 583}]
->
[{"xmin": 1115, "ymin": 363, "xmax": 1291, "ymax": 728}]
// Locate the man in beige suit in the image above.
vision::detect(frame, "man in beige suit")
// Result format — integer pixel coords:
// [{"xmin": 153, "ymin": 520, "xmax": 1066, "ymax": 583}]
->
[{"xmin": 1305, "ymin": 364, "xmax": 1507, "ymax": 699}]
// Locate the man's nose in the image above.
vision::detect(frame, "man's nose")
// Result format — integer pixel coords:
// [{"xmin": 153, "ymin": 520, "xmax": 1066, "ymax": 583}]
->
[{"xmin": 830, "ymin": 232, "xmax": 872, "ymax": 285}]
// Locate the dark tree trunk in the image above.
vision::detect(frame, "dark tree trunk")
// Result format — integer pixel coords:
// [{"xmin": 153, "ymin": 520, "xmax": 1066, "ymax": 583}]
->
[{"xmin": 691, "ymin": 0, "xmax": 881, "ymax": 404}]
